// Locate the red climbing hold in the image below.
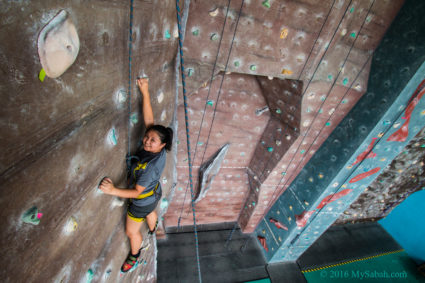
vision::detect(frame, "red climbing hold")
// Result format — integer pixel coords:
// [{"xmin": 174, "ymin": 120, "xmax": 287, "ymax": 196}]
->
[
  {"xmin": 352, "ymin": 138, "xmax": 377, "ymax": 165},
  {"xmin": 269, "ymin": 218, "xmax": 288, "ymax": 230},
  {"xmin": 257, "ymin": 236, "xmax": 269, "ymax": 252},
  {"xmin": 387, "ymin": 79, "xmax": 425, "ymax": 142},
  {"xmin": 349, "ymin": 167, "xmax": 381, "ymax": 183},
  {"xmin": 295, "ymin": 210, "xmax": 315, "ymax": 228},
  {"xmin": 316, "ymin": 189, "xmax": 352, "ymax": 210}
]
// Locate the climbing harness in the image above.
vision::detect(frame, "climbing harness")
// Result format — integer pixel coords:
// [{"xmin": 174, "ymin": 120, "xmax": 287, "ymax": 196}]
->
[{"xmin": 175, "ymin": 0, "xmax": 202, "ymax": 282}]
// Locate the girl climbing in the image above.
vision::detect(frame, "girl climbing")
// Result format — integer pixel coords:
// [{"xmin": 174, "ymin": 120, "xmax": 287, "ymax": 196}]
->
[{"xmin": 99, "ymin": 78, "xmax": 173, "ymax": 273}]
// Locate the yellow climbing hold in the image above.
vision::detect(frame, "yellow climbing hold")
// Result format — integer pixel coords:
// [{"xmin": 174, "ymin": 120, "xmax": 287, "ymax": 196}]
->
[
  {"xmin": 280, "ymin": 28, "xmax": 288, "ymax": 39},
  {"xmin": 39, "ymin": 68, "xmax": 46, "ymax": 82},
  {"xmin": 281, "ymin": 69, "xmax": 293, "ymax": 75}
]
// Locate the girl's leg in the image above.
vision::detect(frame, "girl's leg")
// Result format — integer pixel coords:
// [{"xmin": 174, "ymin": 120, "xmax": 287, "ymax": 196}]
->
[
  {"xmin": 125, "ymin": 215, "xmax": 144, "ymax": 255},
  {"xmin": 146, "ymin": 210, "xmax": 158, "ymax": 232}
]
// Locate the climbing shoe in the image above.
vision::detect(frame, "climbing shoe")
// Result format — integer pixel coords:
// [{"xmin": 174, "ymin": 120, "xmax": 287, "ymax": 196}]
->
[
  {"xmin": 148, "ymin": 220, "xmax": 158, "ymax": 235},
  {"xmin": 120, "ymin": 251, "xmax": 140, "ymax": 273}
]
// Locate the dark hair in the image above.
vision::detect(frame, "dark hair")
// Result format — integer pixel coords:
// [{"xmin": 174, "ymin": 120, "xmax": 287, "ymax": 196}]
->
[{"xmin": 146, "ymin": 125, "xmax": 173, "ymax": 151}]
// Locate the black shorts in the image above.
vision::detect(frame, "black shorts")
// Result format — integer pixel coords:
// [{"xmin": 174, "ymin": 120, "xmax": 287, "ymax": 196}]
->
[{"xmin": 127, "ymin": 196, "xmax": 161, "ymax": 222}]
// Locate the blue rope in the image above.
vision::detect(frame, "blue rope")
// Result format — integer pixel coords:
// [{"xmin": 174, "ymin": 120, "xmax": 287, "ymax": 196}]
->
[
  {"xmin": 127, "ymin": 0, "xmax": 134, "ymax": 155},
  {"xmin": 175, "ymin": 1, "xmax": 202, "ymax": 282}
]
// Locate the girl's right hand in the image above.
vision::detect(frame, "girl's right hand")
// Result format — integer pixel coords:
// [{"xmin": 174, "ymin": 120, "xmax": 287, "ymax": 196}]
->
[{"xmin": 137, "ymin": 78, "xmax": 149, "ymax": 95}]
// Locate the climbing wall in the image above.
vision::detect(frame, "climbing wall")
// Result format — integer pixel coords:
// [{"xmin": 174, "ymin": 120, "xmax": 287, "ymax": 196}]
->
[
  {"xmin": 0, "ymin": 0, "xmax": 179, "ymax": 282},
  {"xmin": 164, "ymin": 0, "xmax": 404, "ymax": 233},
  {"xmin": 255, "ymin": 0, "xmax": 425, "ymax": 262}
]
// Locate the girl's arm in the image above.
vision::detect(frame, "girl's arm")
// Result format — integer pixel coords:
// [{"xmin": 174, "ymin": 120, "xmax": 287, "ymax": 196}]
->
[
  {"xmin": 137, "ymin": 78, "xmax": 154, "ymax": 128},
  {"xmin": 99, "ymin": 177, "xmax": 145, "ymax": 198}
]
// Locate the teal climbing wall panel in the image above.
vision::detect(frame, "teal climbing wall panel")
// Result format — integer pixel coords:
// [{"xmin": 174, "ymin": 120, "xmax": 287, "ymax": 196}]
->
[{"xmin": 255, "ymin": 0, "xmax": 425, "ymax": 263}]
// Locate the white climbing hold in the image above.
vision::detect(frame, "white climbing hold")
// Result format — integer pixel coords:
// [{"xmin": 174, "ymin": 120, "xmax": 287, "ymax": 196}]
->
[
  {"xmin": 38, "ymin": 10, "xmax": 80, "ymax": 78},
  {"xmin": 157, "ymin": 91, "xmax": 164, "ymax": 103},
  {"xmin": 160, "ymin": 110, "xmax": 166, "ymax": 121},
  {"xmin": 209, "ymin": 7, "xmax": 219, "ymax": 17}
]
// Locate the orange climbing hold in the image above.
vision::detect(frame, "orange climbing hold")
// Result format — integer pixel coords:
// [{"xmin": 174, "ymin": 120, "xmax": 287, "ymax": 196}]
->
[
  {"xmin": 281, "ymin": 69, "xmax": 293, "ymax": 75},
  {"xmin": 280, "ymin": 28, "xmax": 288, "ymax": 39}
]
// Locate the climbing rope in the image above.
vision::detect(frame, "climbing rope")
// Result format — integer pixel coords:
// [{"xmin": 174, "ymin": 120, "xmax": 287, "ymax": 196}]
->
[
  {"xmin": 175, "ymin": 0, "xmax": 202, "ymax": 282},
  {"xmin": 127, "ymin": 0, "xmax": 134, "ymax": 155},
  {"xmin": 178, "ymin": 0, "xmax": 232, "ymax": 228}
]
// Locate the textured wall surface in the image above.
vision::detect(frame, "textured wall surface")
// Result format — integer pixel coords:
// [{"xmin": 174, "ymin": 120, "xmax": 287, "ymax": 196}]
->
[
  {"xmin": 255, "ymin": 0, "xmax": 425, "ymax": 262},
  {"xmin": 0, "ymin": 1, "xmax": 178, "ymax": 282},
  {"xmin": 165, "ymin": 0, "xmax": 404, "ymax": 233}
]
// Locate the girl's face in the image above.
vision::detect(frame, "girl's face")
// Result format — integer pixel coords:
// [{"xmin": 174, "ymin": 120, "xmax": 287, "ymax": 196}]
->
[{"xmin": 143, "ymin": 130, "xmax": 166, "ymax": 153}]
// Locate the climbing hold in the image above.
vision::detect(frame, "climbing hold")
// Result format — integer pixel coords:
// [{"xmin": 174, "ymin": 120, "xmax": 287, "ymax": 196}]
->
[
  {"xmin": 86, "ymin": 269, "xmax": 94, "ymax": 283},
  {"xmin": 187, "ymin": 68, "xmax": 194, "ymax": 77},
  {"xmin": 64, "ymin": 216, "xmax": 78, "ymax": 234},
  {"xmin": 342, "ymin": 99, "xmax": 348, "ymax": 104},
  {"xmin": 342, "ymin": 78, "xmax": 349, "ymax": 86},
  {"xmin": 160, "ymin": 198, "xmax": 169, "ymax": 210},
  {"xmin": 117, "ymin": 89, "xmax": 127, "ymax": 104},
  {"xmin": 257, "ymin": 236, "xmax": 269, "ymax": 251},
  {"xmin": 192, "ymin": 29, "xmax": 199, "ymax": 36},
  {"xmin": 300, "ymin": 149, "xmax": 305, "ymax": 154},
  {"xmin": 350, "ymin": 32, "xmax": 356, "ymax": 38},
  {"xmin": 22, "ymin": 206, "xmax": 42, "ymax": 225},
  {"xmin": 178, "ymin": 187, "xmax": 183, "ymax": 191},
  {"xmin": 349, "ymin": 6, "xmax": 355, "ymax": 13},
  {"xmin": 268, "ymin": 76, "xmax": 273, "ymax": 80},
  {"xmin": 267, "ymin": 147, "xmax": 273, "ymax": 152},
  {"xmin": 318, "ymin": 109, "xmax": 323, "ymax": 113},
  {"xmin": 383, "ymin": 120, "xmax": 391, "ymax": 126},
  {"xmin": 157, "ymin": 91, "xmax": 164, "ymax": 103},
  {"xmin": 270, "ymin": 218, "xmax": 288, "ymax": 230},
  {"xmin": 209, "ymin": 7, "xmax": 219, "ymax": 17},
  {"xmin": 308, "ymin": 177, "xmax": 313, "ymax": 182},
  {"xmin": 341, "ymin": 29, "xmax": 347, "ymax": 36},
  {"xmin": 108, "ymin": 128, "xmax": 117, "ymax": 146},
  {"xmin": 206, "ymin": 100, "xmax": 214, "ymax": 106},
  {"xmin": 276, "ymin": 108, "xmax": 282, "ymax": 114},
  {"xmin": 289, "ymin": 205, "xmax": 293, "ymax": 211},
  {"xmin": 262, "ymin": 0, "xmax": 271, "ymax": 8},
  {"xmin": 252, "ymin": 202, "xmax": 256, "ymax": 206},
  {"xmin": 281, "ymin": 69, "xmax": 293, "ymax": 75},
  {"xmin": 197, "ymin": 141, "xmax": 204, "ymax": 146},
  {"xmin": 280, "ymin": 28, "xmax": 288, "ymax": 39},
  {"xmin": 275, "ymin": 140, "xmax": 282, "ymax": 146},
  {"xmin": 173, "ymin": 29, "xmax": 179, "ymax": 38},
  {"xmin": 38, "ymin": 69, "xmax": 46, "ymax": 82},
  {"xmin": 234, "ymin": 61, "xmax": 240, "ymax": 67},
  {"xmin": 281, "ymin": 172, "xmax": 286, "ymax": 176},
  {"xmin": 164, "ymin": 30, "xmax": 171, "ymax": 39},
  {"xmin": 37, "ymin": 10, "xmax": 80, "ymax": 78},
  {"xmin": 210, "ymin": 33, "xmax": 219, "ymax": 41},
  {"xmin": 327, "ymin": 74, "xmax": 333, "ymax": 81},
  {"xmin": 318, "ymin": 173, "xmax": 324, "ymax": 179},
  {"xmin": 250, "ymin": 65, "xmax": 257, "ymax": 71},
  {"xmin": 325, "ymin": 122, "xmax": 331, "ymax": 126}
]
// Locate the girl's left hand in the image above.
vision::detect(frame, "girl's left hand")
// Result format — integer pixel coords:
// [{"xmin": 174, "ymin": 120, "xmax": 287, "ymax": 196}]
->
[{"xmin": 99, "ymin": 177, "xmax": 115, "ymax": 195}]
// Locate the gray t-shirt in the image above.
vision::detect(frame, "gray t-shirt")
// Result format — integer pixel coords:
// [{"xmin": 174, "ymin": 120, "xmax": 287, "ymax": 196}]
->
[{"xmin": 130, "ymin": 149, "xmax": 166, "ymax": 206}]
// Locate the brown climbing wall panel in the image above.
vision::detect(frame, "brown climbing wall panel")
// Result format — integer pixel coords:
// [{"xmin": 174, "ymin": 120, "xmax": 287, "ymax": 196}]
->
[
  {"xmin": 165, "ymin": 0, "xmax": 404, "ymax": 233},
  {"xmin": 0, "ymin": 0, "xmax": 178, "ymax": 282}
]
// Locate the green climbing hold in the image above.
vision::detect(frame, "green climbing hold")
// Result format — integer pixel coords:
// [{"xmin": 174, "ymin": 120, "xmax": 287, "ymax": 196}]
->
[
  {"xmin": 267, "ymin": 147, "xmax": 273, "ymax": 152},
  {"xmin": 160, "ymin": 198, "xmax": 169, "ymax": 209},
  {"xmin": 22, "ymin": 206, "xmax": 42, "ymax": 225},
  {"xmin": 86, "ymin": 269, "xmax": 94, "ymax": 283},
  {"xmin": 342, "ymin": 99, "xmax": 348, "ymax": 104},
  {"xmin": 178, "ymin": 187, "xmax": 183, "ymax": 191},
  {"xmin": 306, "ymin": 107, "xmax": 312, "ymax": 113},
  {"xmin": 300, "ymin": 149, "xmax": 305, "ymax": 154},
  {"xmin": 350, "ymin": 32, "xmax": 356, "ymax": 38},
  {"xmin": 320, "ymin": 95, "xmax": 326, "ymax": 101},
  {"xmin": 350, "ymin": 6, "xmax": 355, "ymax": 13},
  {"xmin": 38, "ymin": 68, "xmax": 46, "ymax": 82},
  {"xmin": 198, "ymin": 141, "xmax": 204, "ymax": 146},
  {"xmin": 281, "ymin": 172, "xmax": 287, "ymax": 176},
  {"xmin": 234, "ymin": 61, "xmax": 240, "ymax": 67},
  {"xmin": 207, "ymin": 100, "xmax": 214, "ymax": 106},
  {"xmin": 383, "ymin": 120, "xmax": 391, "ymax": 126},
  {"xmin": 326, "ymin": 122, "xmax": 331, "ymax": 126},
  {"xmin": 318, "ymin": 109, "xmax": 323, "ymax": 113},
  {"xmin": 210, "ymin": 33, "xmax": 219, "ymax": 41},
  {"xmin": 328, "ymin": 74, "xmax": 333, "ymax": 81},
  {"xmin": 343, "ymin": 77, "xmax": 349, "ymax": 86},
  {"xmin": 187, "ymin": 68, "xmax": 194, "ymax": 77},
  {"xmin": 250, "ymin": 65, "xmax": 257, "ymax": 71},
  {"xmin": 276, "ymin": 108, "xmax": 282, "ymax": 114},
  {"xmin": 192, "ymin": 29, "xmax": 199, "ymax": 36},
  {"xmin": 130, "ymin": 113, "xmax": 138, "ymax": 124},
  {"xmin": 252, "ymin": 201, "xmax": 256, "ymax": 206},
  {"xmin": 262, "ymin": 0, "xmax": 271, "ymax": 8},
  {"xmin": 421, "ymin": 144, "xmax": 425, "ymax": 148},
  {"xmin": 165, "ymin": 30, "xmax": 171, "ymax": 39}
]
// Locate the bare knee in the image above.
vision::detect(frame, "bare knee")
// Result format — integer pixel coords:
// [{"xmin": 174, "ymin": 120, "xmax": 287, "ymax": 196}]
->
[{"xmin": 126, "ymin": 223, "xmax": 141, "ymax": 239}]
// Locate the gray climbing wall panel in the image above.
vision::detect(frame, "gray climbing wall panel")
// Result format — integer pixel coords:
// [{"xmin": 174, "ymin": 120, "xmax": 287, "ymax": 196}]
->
[
  {"xmin": 255, "ymin": 0, "xmax": 425, "ymax": 263},
  {"xmin": 0, "ymin": 0, "xmax": 179, "ymax": 281}
]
